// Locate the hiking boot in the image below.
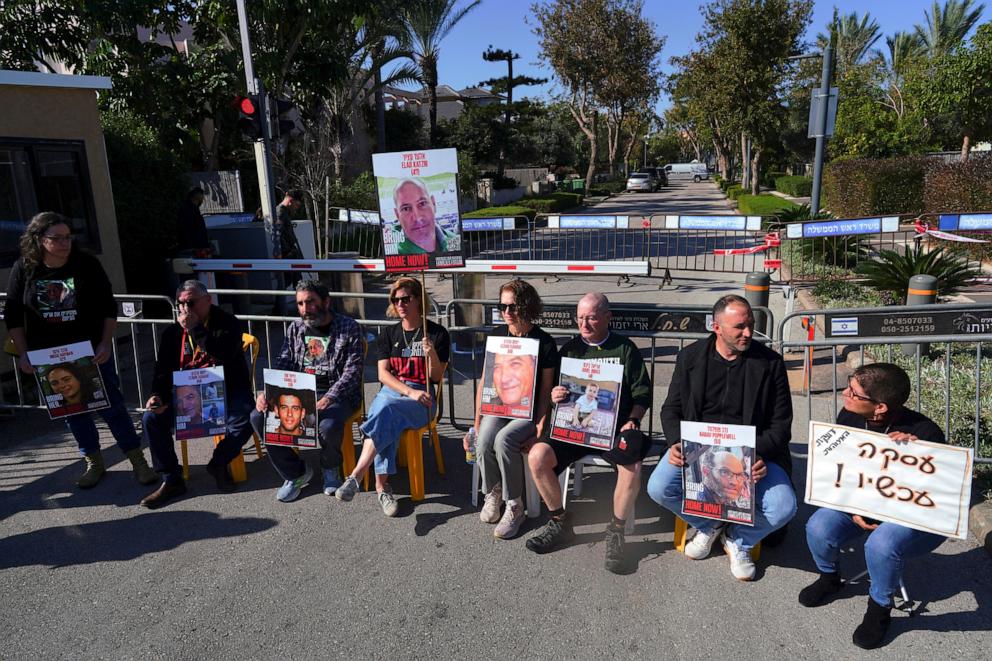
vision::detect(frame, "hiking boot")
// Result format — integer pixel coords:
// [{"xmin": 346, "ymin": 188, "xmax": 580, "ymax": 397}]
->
[
  {"xmin": 335, "ymin": 475, "xmax": 360, "ymax": 502},
  {"xmin": 378, "ymin": 487, "xmax": 399, "ymax": 517},
  {"xmin": 494, "ymin": 501, "xmax": 525, "ymax": 539},
  {"xmin": 723, "ymin": 534, "xmax": 756, "ymax": 581},
  {"xmin": 205, "ymin": 461, "xmax": 237, "ymax": 493},
  {"xmin": 799, "ymin": 572, "xmax": 842, "ymax": 607},
  {"xmin": 604, "ymin": 526, "xmax": 629, "ymax": 574},
  {"xmin": 140, "ymin": 480, "xmax": 187, "ymax": 509},
  {"xmin": 275, "ymin": 463, "xmax": 313, "ymax": 503},
  {"xmin": 684, "ymin": 524, "xmax": 723, "ymax": 560},
  {"xmin": 526, "ymin": 513, "xmax": 575, "ymax": 554},
  {"xmin": 852, "ymin": 597, "xmax": 892, "ymax": 650},
  {"xmin": 480, "ymin": 483, "xmax": 503, "ymax": 524},
  {"xmin": 322, "ymin": 467, "xmax": 343, "ymax": 496},
  {"xmin": 76, "ymin": 452, "xmax": 106, "ymax": 489},
  {"xmin": 126, "ymin": 448, "xmax": 157, "ymax": 485}
]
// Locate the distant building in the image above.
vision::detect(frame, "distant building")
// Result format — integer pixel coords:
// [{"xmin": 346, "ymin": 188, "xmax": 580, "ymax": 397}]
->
[{"xmin": 384, "ymin": 84, "xmax": 503, "ymax": 121}]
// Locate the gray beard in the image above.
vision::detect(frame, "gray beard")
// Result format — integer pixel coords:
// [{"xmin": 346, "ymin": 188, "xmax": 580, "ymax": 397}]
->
[{"xmin": 303, "ymin": 314, "xmax": 328, "ymax": 329}]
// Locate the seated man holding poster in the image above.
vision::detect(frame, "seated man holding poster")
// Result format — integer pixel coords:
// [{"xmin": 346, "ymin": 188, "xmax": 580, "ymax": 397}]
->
[
  {"xmin": 249, "ymin": 280, "xmax": 364, "ymax": 502},
  {"xmin": 799, "ymin": 363, "xmax": 947, "ymax": 650},
  {"xmin": 140, "ymin": 280, "xmax": 255, "ymax": 508},
  {"xmin": 647, "ymin": 295, "xmax": 796, "ymax": 581},
  {"xmin": 526, "ymin": 293, "xmax": 652, "ymax": 574}
]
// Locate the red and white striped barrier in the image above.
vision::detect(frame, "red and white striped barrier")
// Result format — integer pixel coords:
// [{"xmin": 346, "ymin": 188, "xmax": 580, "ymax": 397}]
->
[
  {"xmin": 712, "ymin": 232, "xmax": 781, "ymax": 256},
  {"xmin": 188, "ymin": 258, "xmax": 651, "ymax": 277}
]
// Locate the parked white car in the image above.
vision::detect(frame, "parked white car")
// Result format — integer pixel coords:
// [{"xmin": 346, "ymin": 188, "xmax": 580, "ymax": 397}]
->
[{"xmin": 625, "ymin": 172, "xmax": 658, "ymax": 192}]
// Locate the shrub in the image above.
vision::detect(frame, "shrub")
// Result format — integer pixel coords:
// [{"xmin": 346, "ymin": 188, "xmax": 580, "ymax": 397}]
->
[
  {"xmin": 727, "ymin": 184, "xmax": 746, "ymax": 200},
  {"xmin": 719, "ymin": 179, "xmax": 739, "ymax": 193},
  {"xmin": 924, "ymin": 155, "xmax": 992, "ymax": 262},
  {"xmin": 822, "ymin": 156, "xmax": 927, "ymax": 217},
  {"xmin": 736, "ymin": 194, "xmax": 798, "ymax": 217},
  {"xmin": 763, "ymin": 170, "xmax": 787, "ymax": 188},
  {"xmin": 812, "ymin": 277, "xmax": 885, "ymax": 308},
  {"xmin": 516, "ymin": 191, "xmax": 583, "ymax": 213},
  {"xmin": 856, "ymin": 245, "xmax": 977, "ymax": 303},
  {"xmin": 463, "ymin": 205, "xmax": 536, "ymax": 222},
  {"xmin": 775, "ymin": 175, "xmax": 813, "ymax": 197},
  {"xmin": 327, "ymin": 171, "xmax": 377, "ymax": 211}
]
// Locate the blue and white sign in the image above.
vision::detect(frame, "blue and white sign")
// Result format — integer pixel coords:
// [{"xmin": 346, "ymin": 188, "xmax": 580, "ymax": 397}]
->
[
  {"xmin": 786, "ymin": 216, "xmax": 900, "ymax": 239},
  {"xmin": 939, "ymin": 213, "xmax": 992, "ymax": 232},
  {"xmin": 830, "ymin": 317, "xmax": 859, "ymax": 336},
  {"xmin": 548, "ymin": 215, "xmax": 627, "ymax": 229},
  {"xmin": 462, "ymin": 217, "xmax": 516, "ymax": 232},
  {"xmin": 664, "ymin": 215, "xmax": 761, "ymax": 231},
  {"xmin": 337, "ymin": 209, "xmax": 381, "ymax": 224}
]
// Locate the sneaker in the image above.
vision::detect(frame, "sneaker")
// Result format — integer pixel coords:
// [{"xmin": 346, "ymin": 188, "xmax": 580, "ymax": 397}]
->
[
  {"xmin": 322, "ymin": 467, "xmax": 343, "ymax": 496},
  {"xmin": 275, "ymin": 464, "xmax": 313, "ymax": 503},
  {"xmin": 798, "ymin": 572, "xmax": 842, "ymax": 607},
  {"xmin": 378, "ymin": 488, "xmax": 399, "ymax": 517},
  {"xmin": 480, "ymin": 483, "xmax": 503, "ymax": 524},
  {"xmin": 723, "ymin": 534, "xmax": 756, "ymax": 581},
  {"xmin": 525, "ymin": 513, "xmax": 575, "ymax": 554},
  {"xmin": 493, "ymin": 501, "xmax": 525, "ymax": 539},
  {"xmin": 604, "ymin": 527, "xmax": 629, "ymax": 574},
  {"xmin": 335, "ymin": 475, "xmax": 360, "ymax": 502},
  {"xmin": 684, "ymin": 524, "xmax": 724, "ymax": 560}
]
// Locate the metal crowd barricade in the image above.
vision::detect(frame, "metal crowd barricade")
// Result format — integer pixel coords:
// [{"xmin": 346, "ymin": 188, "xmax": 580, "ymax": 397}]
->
[
  {"xmin": 530, "ymin": 214, "xmax": 651, "ymax": 263},
  {"xmin": 646, "ymin": 214, "xmax": 780, "ymax": 279},
  {"xmin": 318, "ymin": 207, "xmax": 383, "ymax": 258},
  {"xmin": 460, "ymin": 215, "xmax": 533, "ymax": 261}
]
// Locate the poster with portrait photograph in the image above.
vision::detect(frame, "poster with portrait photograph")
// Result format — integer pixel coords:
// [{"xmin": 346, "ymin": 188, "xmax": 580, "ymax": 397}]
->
[
  {"xmin": 262, "ymin": 369, "xmax": 318, "ymax": 448},
  {"xmin": 550, "ymin": 357, "xmax": 624, "ymax": 449},
  {"xmin": 35, "ymin": 277, "xmax": 78, "ymax": 322},
  {"xmin": 29, "ymin": 341, "xmax": 109, "ymax": 419},
  {"xmin": 172, "ymin": 367, "xmax": 226, "ymax": 440},
  {"xmin": 681, "ymin": 421, "xmax": 756, "ymax": 525},
  {"xmin": 479, "ymin": 336, "xmax": 540, "ymax": 420},
  {"xmin": 372, "ymin": 147, "xmax": 464, "ymax": 271}
]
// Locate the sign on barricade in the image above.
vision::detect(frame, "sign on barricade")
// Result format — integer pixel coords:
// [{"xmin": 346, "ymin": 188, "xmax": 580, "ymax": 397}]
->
[
  {"xmin": 546, "ymin": 215, "xmax": 629, "ymax": 229},
  {"xmin": 489, "ymin": 304, "xmax": 712, "ymax": 333},
  {"xmin": 826, "ymin": 309, "xmax": 992, "ymax": 338},
  {"xmin": 805, "ymin": 421, "xmax": 972, "ymax": 539},
  {"xmin": 938, "ymin": 212, "xmax": 992, "ymax": 232},
  {"xmin": 462, "ymin": 217, "xmax": 517, "ymax": 232},
  {"xmin": 786, "ymin": 216, "xmax": 900, "ymax": 238},
  {"xmin": 664, "ymin": 215, "xmax": 762, "ymax": 231},
  {"xmin": 337, "ymin": 208, "xmax": 381, "ymax": 224}
]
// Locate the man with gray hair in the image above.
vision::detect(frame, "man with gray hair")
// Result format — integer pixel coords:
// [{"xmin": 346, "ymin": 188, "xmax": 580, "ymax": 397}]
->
[
  {"xmin": 391, "ymin": 177, "xmax": 455, "ymax": 254},
  {"xmin": 140, "ymin": 280, "xmax": 255, "ymax": 508}
]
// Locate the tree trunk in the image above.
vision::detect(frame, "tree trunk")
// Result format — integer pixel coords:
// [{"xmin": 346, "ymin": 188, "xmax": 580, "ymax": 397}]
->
[
  {"xmin": 584, "ymin": 110, "xmax": 599, "ymax": 186},
  {"xmin": 961, "ymin": 132, "xmax": 972, "ymax": 160},
  {"xmin": 740, "ymin": 133, "xmax": 749, "ymax": 190},
  {"xmin": 750, "ymin": 149, "xmax": 761, "ymax": 196},
  {"xmin": 428, "ymin": 82, "xmax": 438, "ymax": 147},
  {"xmin": 375, "ymin": 68, "xmax": 386, "ymax": 152}
]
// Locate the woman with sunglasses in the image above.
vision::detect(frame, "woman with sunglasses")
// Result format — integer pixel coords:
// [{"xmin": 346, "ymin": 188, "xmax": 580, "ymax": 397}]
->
[
  {"xmin": 4, "ymin": 212, "xmax": 156, "ymax": 488},
  {"xmin": 335, "ymin": 277, "xmax": 449, "ymax": 516},
  {"xmin": 468, "ymin": 279, "xmax": 557, "ymax": 539}
]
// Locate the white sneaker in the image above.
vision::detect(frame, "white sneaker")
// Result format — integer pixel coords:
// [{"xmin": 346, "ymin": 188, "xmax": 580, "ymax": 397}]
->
[
  {"xmin": 480, "ymin": 483, "xmax": 503, "ymax": 524},
  {"xmin": 723, "ymin": 534, "xmax": 756, "ymax": 581},
  {"xmin": 494, "ymin": 501, "xmax": 525, "ymax": 539},
  {"xmin": 684, "ymin": 525, "xmax": 724, "ymax": 560}
]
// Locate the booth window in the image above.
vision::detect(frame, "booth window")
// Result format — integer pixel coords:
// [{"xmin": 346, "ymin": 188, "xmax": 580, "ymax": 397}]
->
[{"xmin": 0, "ymin": 139, "xmax": 100, "ymax": 267}]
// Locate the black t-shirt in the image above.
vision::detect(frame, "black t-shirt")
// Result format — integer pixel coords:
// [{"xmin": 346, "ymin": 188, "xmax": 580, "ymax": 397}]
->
[
  {"xmin": 375, "ymin": 319, "xmax": 450, "ymax": 386},
  {"xmin": 489, "ymin": 324, "xmax": 558, "ymax": 422},
  {"xmin": 700, "ymin": 346, "xmax": 745, "ymax": 425},
  {"xmin": 836, "ymin": 407, "xmax": 946, "ymax": 444}
]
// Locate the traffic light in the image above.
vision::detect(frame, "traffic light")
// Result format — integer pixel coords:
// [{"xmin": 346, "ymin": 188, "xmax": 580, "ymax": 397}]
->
[
  {"xmin": 235, "ymin": 94, "xmax": 263, "ymax": 139},
  {"xmin": 270, "ymin": 98, "xmax": 299, "ymax": 139}
]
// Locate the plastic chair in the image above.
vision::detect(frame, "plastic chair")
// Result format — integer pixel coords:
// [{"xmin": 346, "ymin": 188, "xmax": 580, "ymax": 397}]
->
[
  {"xmin": 340, "ymin": 338, "xmax": 369, "ymax": 479},
  {"xmin": 180, "ymin": 333, "xmax": 265, "ymax": 481},
  {"xmin": 673, "ymin": 515, "xmax": 761, "ymax": 561},
  {"xmin": 558, "ymin": 453, "xmax": 635, "ymax": 534},
  {"xmin": 470, "ymin": 450, "xmax": 542, "ymax": 518}
]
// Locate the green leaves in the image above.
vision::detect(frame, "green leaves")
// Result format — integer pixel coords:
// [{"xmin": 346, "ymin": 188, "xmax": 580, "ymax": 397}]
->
[{"xmin": 855, "ymin": 244, "xmax": 978, "ymax": 303}]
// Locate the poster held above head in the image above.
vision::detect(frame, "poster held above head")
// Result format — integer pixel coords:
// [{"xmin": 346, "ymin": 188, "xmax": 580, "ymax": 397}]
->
[
  {"xmin": 173, "ymin": 367, "xmax": 226, "ymax": 441},
  {"xmin": 262, "ymin": 368, "xmax": 318, "ymax": 449},
  {"xmin": 479, "ymin": 336, "xmax": 540, "ymax": 421},
  {"xmin": 550, "ymin": 357, "xmax": 624, "ymax": 450},
  {"xmin": 29, "ymin": 341, "xmax": 110, "ymax": 419},
  {"xmin": 372, "ymin": 148, "xmax": 464, "ymax": 272},
  {"xmin": 680, "ymin": 421, "xmax": 757, "ymax": 526}
]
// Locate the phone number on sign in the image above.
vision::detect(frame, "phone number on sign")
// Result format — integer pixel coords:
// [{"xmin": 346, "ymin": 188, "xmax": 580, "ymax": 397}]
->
[{"xmin": 879, "ymin": 324, "xmax": 935, "ymax": 334}]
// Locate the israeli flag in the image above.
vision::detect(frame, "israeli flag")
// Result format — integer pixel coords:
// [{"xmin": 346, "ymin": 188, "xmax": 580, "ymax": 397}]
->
[{"xmin": 831, "ymin": 318, "xmax": 858, "ymax": 336}]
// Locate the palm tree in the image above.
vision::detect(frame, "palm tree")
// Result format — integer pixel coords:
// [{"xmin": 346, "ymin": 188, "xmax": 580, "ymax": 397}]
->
[
  {"xmin": 817, "ymin": 11, "xmax": 882, "ymax": 74},
  {"xmin": 884, "ymin": 31, "xmax": 926, "ymax": 75},
  {"xmin": 403, "ymin": 0, "xmax": 481, "ymax": 146},
  {"xmin": 914, "ymin": 0, "xmax": 986, "ymax": 57}
]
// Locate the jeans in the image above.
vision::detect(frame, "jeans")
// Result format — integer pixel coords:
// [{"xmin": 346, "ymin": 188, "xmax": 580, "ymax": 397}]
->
[
  {"xmin": 805, "ymin": 507, "xmax": 945, "ymax": 606},
  {"xmin": 249, "ymin": 400, "xmax": 354, "ymax": 481},
  {"xmin": 477, "ymin": 415, "xmax": 536, "ymax": 500},
  {"xmin": 359, "ymin": 384, "xmax": 433, "ymax": 476},
  {"xmin": 143, "ymin": 390, "xmax": 254, "ymax": 483},
  {"xmin": 66, "ymin": 359, "xmax": 141, "ymax": 457},
  {"xmin": 647, "ymin": 449, "xmax": 797, "ymax": 551}
]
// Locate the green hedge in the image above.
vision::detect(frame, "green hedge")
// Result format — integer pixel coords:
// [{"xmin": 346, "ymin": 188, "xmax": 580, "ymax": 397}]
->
[
  {"xmin": 727, "ymin": 184, "xmax": 746, "ymax": 200},
  {"xmin": 736, "ymin": 194, "xmax": 799, "ymax": 217},
  {"xmin": 763, "ymin": 170, "xmax": 787, "ymax": 188},
  {"xmin": 925, "ymin": 156, "xmax": 992, "ymax": 262},
  {"xmin": 822, "ymin": 156, "xmax": 927, "ymax": 217},
  {"xmin": 516, "ymin": 191, "xmax": 584, "ymax": 213},
  {"xmin": 462, "ymin": 205, "xmax": 537, "ymax": 222},
  {"xmin": 719, "ymin": 179, "xmax": 739, "ymax": 193},
  {"xmin": 774, "ymin": 175, "xmax": 813, "ymax": 197}
]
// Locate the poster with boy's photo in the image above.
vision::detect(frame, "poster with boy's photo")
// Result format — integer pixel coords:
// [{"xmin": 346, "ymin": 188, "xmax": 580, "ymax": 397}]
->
[
  {"xmin": 681, "ymin": 421, "xmax": 756, "ymax": 525},
  {"xmin": 172, "ymin": 367, "xmax": 226, "ymax": 440},
  {"xmin": 479, "ymin": 336, "xmax": 540, "ymax": 420},
  {"xmin": 372, "ymin": 148, "xmax": 464, "ymax": 272},
  {"xmin": 29, "ymin": 341, "xmax": 109, "ymax": 419},
  {"xmin": 262, "ymin": 368, "xmax": 318, "ymax": 448},
  {"xmin": 550, "ymin": 357, "xmax": 623, "ymax": 449}
]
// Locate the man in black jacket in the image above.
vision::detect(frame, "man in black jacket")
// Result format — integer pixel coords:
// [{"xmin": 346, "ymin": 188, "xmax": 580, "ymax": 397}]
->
[
  {"xmin": 647, "ymin": 295, "xmax": 796, "ymax": 581},
  {"xmin": 139, "ymin": 280, "xmax": 254, "ymax": 508}
]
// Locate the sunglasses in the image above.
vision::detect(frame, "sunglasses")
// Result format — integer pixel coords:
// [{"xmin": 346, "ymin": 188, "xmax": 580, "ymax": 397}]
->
[
  {"xmin": 391, "ymin": 295, "xmax": 415, "ymax": 305},
  {"xmin": 497, "ymin": 303, "xmax": 524, "ymax": 313}
]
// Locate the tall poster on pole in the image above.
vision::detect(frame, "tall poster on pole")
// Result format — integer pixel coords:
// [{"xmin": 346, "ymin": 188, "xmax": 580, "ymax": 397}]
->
[
  {"xmin": 29, "ymin": 341, "xmax": 110, "ymax": 419},
  {"xmin": 262, "ymin": 368, "xmax": 318, "ymax": 448}
]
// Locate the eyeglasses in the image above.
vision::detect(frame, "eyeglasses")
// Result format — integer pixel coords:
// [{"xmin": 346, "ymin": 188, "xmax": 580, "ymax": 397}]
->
[
  {"xmin": 177, "ymin": 298, "xmax": 203, "ymax": 308},
  {"xmin": 42, "ymin": 234, "xmax": 72, "ymax": 244},
  {"xmin": 715, "ymin": 467, "xmax": 746, "ymax": 482},
  {"xmin": 391, "ymin": 295, "xmax": 415, "ymax": 305},
  {"xmin": 844, "ymin": 376, "xmax": 878, "ymax": 403},
  {"xmin": 497, "ymin": 303, "xmax": 524, "ymax": 313},
  {"xmin": 575, "ymin": 315, "xmax": 602, "ymax": 324}
]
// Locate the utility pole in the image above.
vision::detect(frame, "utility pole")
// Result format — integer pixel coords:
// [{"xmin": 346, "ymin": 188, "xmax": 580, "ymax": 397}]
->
[{"xmin": 809, "ymin": 33, "xmax": 834, "ymax": 215}]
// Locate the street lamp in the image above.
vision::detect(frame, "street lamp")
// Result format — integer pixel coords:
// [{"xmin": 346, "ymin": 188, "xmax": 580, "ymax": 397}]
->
[
  {"xmin": 643, "ymin": 134, "xmax": 650, "ymax": 171},
  {"xmin": 789, "ymin": 31, "xmax": 834, "ymax": 215}
]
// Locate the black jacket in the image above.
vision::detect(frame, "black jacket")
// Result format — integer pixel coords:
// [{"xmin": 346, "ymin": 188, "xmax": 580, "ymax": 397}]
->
[{"xmin": 661, "ymin": 335, "xmax": 794, "ymax": 473}]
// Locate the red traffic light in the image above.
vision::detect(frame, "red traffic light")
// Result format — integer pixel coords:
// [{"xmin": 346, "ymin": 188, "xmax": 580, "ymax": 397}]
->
[{"xmin": 240, "ymin": 97, "xmax": 256, "ymax": 115}]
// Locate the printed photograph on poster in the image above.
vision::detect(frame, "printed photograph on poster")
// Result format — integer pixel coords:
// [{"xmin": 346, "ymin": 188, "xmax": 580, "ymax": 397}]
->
[
  {"xmin": 372, "ymin": 147, "xmax": 464, "ymax": 271},
  {"xmin": 172, "ymin": 367, "xmax": 226, "ymax": 440},
  {"xmin": 262, "ymin": 368, "xmax": 318, "ymax": 448},
  {"xmin": 479, "ymin": 336, "xmax": 540, "ymax": 420},
  {"xmin": 549, "ymin": 357, "xmax": 623, "ymax": 449},
  {"xmin": 681, "ymin": 421, "xmax": 756, "ymax": 525},
  {"xmin": 35, "ymin": 277, "xmax": 78, "ymax": 322},
  {"xmin": 28, "ymin": 341, "xmax": 109, "ymax": 419}
]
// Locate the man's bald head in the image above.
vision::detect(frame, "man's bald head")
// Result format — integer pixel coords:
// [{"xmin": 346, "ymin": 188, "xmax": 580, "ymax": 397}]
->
[{"xmin": 576, "ymin": 292, "xmax": 611, "ymax": 344}]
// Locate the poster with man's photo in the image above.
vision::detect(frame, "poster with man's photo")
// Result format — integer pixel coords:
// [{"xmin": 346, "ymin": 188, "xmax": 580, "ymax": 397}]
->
[
  {"xmin": 372, "ymin": 147, "xmax": 464, "ymax": 272},
  {"xmin": 681, "ymin": 421, "xmax": 756, "ymax": 525},
  {"xmin": 35, "ymin": 277, "xmax": 78, "ymax": 322},
  {"xmin": 262, "ymin": 368, "xmax": 318, "ymax": 448},
  {"xmin": 28, "ymin": 341, "xmax": 109, "ymax": 419},
  {"xmin": 479, "ymin": 336, "xmax": 540, "ymax": 420},
  {"xmin": 172, "ymin": 367, "xmax": 226, "ymax": 440},
  {"xmin": 550, "ymin": 357, "xmax": 623, "ymax": 449}
]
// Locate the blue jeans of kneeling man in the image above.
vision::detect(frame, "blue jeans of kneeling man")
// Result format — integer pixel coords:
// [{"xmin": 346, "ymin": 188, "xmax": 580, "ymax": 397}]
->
[
  {"xmin": 249, "ymin": 400, "xmax": 354, "ymax": 481},
  {"xmin": 359, "ymin": 384, "xmax": 434, "ymax": 476},
  {"xmin": 647, "ymin": 449, "xmax": 797, "ymax": 551}
]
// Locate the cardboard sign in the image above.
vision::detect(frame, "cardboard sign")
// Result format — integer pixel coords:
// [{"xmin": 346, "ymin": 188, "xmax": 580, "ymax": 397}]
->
[
  {"xmin": 479, "ymin": 336, "xmax": 540, "ymax": 420},
  {"xmin": 262, "ymin": 369, "xmax": 318, "ymax": 448},
  {"xmin": 372, "ymin": 148, "xmax": 464, "ymax": 271},
  {"xmin": 680, "ymin": 421, "xmax": 756, "ymax": 525},
  {"xmin": 550, "ymin": 357, "xmax": 624, "ymax": 449},
  {"xmin": 29, "ymin": 341, "xmax": 110, "ymax": 419},
  {"xmin": 805, "ymin": 421, "xmax": 972, "ymax": 539},
  {"xmin": 173, "ymin": 367, "xmax": 226, "ymax": 440}
]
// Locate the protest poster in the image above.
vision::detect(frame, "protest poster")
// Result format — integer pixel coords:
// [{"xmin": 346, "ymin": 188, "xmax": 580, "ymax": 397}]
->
[
  {"xmin": 172, "ymin": 367, "xmax": 226, "ymax": 440},
  {"xmin": 806, "ymin": 421, "xmax": 972, "ymax": 539},
  {"xmin": 29, "ymin": 341, "xmax": 109, "ymax": 419},
  {"xmin": 549, "ymin": 357, "xmax": 623, "ymax": 449},
  {"xmin": 680, "ymin": 421, "xmax": 757, "ymax": 525},
  {"xmin": 479, "ymin": 336, "xmax": 540, "ymax": 420},
  {"xmin": 262, "ymin": 368, "xmax": 318, "ymax": 448},
  {"xmin": 372, "ymin": 148, "xmax": 464, "ymax": 271}
]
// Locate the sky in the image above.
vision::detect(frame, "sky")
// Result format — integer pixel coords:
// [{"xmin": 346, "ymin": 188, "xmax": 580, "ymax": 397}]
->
[{"xmin": 429, "ymin": 0, "xmax": 987, "ymax": 112}]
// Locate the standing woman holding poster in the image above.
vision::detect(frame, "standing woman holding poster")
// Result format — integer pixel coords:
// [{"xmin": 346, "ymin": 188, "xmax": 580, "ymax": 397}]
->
[
  {"xmin": 335, "ymin": 277, "xmax": 449, "ymax": 516},
  {"xmin": 468, "ymin": 280, "xmax": 557, "ymax": 539},
  {"xmin": 4, "ymin": 212, "xmax": 156, "ymax": 488}
]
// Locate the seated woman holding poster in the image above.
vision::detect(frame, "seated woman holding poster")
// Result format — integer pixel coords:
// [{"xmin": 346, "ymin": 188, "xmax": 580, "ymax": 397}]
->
[
  {"xmin": 334, "ymin": 277, "xmax": 449, "ymax": 516},
  {"xmin": 4, "ymin": 212, "xmax": 156, "ymax": 489},
  {"xmin": 799, "ymin": 363, "xmax": 946, "ymax": 650},
  {"xmin": 466, "ymin": 279, "xmax": 557, "ymax": 540}
]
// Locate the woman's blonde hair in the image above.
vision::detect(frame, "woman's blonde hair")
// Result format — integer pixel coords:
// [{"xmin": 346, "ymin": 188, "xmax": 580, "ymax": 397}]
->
[{"xmin": 386, "ymin": 277, "xmax": 430, "ymax": 318}]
